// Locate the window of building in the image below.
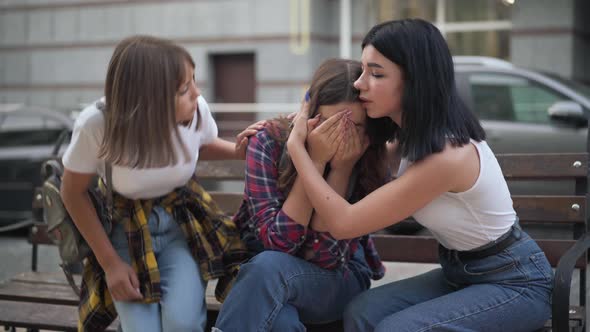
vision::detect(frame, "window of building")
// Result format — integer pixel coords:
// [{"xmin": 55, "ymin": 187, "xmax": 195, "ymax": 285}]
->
[
  {"xmin": 445, "ymin": 0, "xmax": 511, "ymax": 22},
  {"xmin": 376, "ymin": 0, "xmax": 513, "ymax": 59},
  {"xmin": 377, "ymin": 0, "xmax": 436, "ymax": 22},
  {"xmin": 446, "ymin": 30, "xmax": 510, "ymax": 59}
]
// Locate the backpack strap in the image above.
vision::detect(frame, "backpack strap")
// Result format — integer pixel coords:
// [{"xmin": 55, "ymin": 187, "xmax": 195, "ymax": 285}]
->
[
  {"xmin": 105, "ymin": 163, "xmax": 113, "ymax": 220},
  {"xmin": 61, "ymin": 263, "xmax": 81, "ymax": 297},
  {"xmin": 51, "ymin": 129, "xmax": 71, "ymax": 157},
  {"xmin": 98, "ymin": 100, "xmax": 114, "ymax": 219}
]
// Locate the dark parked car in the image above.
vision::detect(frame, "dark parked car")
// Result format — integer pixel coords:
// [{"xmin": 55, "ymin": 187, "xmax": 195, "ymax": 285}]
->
[
  {"xmin": 0, "ymin": 104, "xmax": 73, "ymax": 230},
  {"xmin": 451, "ymin": 57, "xmax": 590, "ymax": 197},
  {"xmin": 454, "ymin": 56, "xmax": 590, "ymax": 154}
]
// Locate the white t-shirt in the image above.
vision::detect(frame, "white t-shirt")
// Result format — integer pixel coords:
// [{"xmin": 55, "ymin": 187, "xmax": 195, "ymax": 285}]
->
[
  {"xmin": 397, "ymin": 140, "xmax": 516, "ymax": 251},
  {"xmin": 62, "ymin": 96, "xmax": 218, "ymax": 199}
]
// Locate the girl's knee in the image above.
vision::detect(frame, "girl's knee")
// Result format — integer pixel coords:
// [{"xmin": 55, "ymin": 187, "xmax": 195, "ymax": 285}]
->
[
  {"xmin": 343, "ymin": 294, "xmax": 373, "ymax": 332},
  {"xmin": 162, "ymin": 308, "xmax": 206, "ymax": 332},
  {"xmin": 240, "ymin": 251, "xmax": 293, "ymax": 277},
  {"xmin": 115, "ymin": 302, "xmax": 160, "ymax": 332}
]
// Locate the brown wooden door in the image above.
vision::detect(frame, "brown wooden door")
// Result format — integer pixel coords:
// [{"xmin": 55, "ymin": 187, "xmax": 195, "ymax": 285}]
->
[{"xmin": 212, "ymin": 54, "xmax": 256, "ymax": 139}]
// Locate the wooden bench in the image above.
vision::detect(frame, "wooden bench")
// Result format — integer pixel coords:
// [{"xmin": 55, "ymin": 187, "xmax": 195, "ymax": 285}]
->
[
  {"xmin": 1, "ymin": 152, "xmax": 588, "ymax": 332},
  {"xmin": 195, "ymin": 154, "xmax": 590, "ymax": 332}
]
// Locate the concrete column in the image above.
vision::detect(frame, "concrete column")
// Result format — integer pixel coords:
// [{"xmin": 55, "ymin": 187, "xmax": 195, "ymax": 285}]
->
[
  {"xmin": 511, "ymin": 0, "xmax": 589, "ymax": 83},
  {"xmin": 340, "ymin": 0, "xmax": 351, "ymax": 59}
]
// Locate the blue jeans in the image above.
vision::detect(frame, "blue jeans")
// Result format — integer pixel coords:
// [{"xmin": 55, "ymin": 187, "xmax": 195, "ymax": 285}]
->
[
  {"xmin": 213, "ymin": 250, "xmax": 370, "ymax": 332},
  {"xmin": 344, "ymin": 228, "xmax": 553, "ymax": 332},
  {"xmin": 110, "ymin": 206, "xmax": 207, "ymax": 332}
]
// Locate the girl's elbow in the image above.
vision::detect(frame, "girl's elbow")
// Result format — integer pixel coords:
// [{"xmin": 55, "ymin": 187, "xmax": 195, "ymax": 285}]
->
[
  {"xmin": 262, "ymin": 239, "xmax": 299, "ymax": 255},
  {"xmin": 329, "ymin": 223, "xmax": 350, "ymax": 240}
]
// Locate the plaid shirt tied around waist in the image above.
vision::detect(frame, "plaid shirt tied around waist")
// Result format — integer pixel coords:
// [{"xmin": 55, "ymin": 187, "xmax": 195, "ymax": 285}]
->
[{"xmin": 77, "ymin": 176, "xmax": 249, "ymax": 331}]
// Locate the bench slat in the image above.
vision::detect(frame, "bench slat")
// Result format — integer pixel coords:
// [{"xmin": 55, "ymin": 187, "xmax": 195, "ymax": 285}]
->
[
  {"xmin": 513, "ymin": 195, "xmax": 586, "ymax": 223},
  {"xmin": 196, "ymin": 154, "xmax": 589, "ymax": 181},
  {"xmin": 195, "ymin": 160, "xmax": 245, "ymax": 180},
  {"xmin": 0, "ymin": 272, "xmax": 222, "ymax": 312},
  {"xmin": 0, "ymin": 280, "xmax": 77, "ymax": 306},
  {"xmin": 497, "ymin": 153, "xmax": 588, "ymax": 179},
  {"xmin": 209, "ymin": 192, "xmax": 244, "ymax": 215},
  {"xmin": 0, "ymin": 300, "xmax": 117, "ymax": 332},
  {"xmin": 11, "ymin": 271, "xmax": 81, "ymax": 285},
  {"xmin": 207, "ymin": 192, "xmax": 588, "ymax": 224},
  {"xmin": 372, "ymin": 234, "xmax": 586, "ymax": 268}
]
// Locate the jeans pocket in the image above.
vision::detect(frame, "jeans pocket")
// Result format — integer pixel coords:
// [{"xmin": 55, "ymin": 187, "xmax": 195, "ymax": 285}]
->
[
  {"xmin": 462, "ymin": 255, "xmax": 516, "ymax": 276},
  {"xmin": 529, "ymin": 251, "xmax": 553, "ymax": 281}
]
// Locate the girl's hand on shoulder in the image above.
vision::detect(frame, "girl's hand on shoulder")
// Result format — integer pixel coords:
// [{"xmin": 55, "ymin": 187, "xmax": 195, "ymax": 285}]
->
[
  {"xmin": 235, "ymin": 120, "xmax": 267, "ymax": 159},
  {"xmin": 331, "ymin": 116, "xmax": 369, "ymax": 170}
]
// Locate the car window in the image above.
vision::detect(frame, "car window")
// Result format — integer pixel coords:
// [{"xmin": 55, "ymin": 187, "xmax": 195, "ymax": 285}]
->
[
  {"xmin": 0, "ymin": 113, "xmax": 68, "ymax": 147},
  {"xmin": 469, "ymin": 73, "xmax": 566, "ymax": 124}
]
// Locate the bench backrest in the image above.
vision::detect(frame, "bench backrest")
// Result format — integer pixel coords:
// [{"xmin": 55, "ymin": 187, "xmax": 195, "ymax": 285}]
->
[
  {"xmin": 32, "ymin": 153, "xmax": 589, "ymax": 267},
  {"xmin": 196, "ymin": 153, "xmax": 589, "ymax": 269},
  {"xmin": 30, "ymin": 151, "xmax": 589, "ymax": 307}
]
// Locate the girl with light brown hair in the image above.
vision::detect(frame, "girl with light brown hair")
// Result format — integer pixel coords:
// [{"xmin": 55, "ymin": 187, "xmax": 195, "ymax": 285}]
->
[
  {"xmin": 60, "ymin": 35, "xmax": 260, "ymax": 332},
  {"xmin": 214, "ymin": 58, "xmax": 395, "ymax": 331}
]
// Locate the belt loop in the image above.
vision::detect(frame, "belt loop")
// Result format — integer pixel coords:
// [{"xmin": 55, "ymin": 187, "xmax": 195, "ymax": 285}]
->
[{"xmin": 513, "ymin": 216, "xmax": 522, "ymax": 239}]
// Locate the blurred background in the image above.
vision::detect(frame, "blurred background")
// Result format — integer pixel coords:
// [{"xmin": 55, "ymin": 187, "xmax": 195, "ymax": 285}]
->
[
  {"xmin": 0, "ymin": 0, "xmax": 588, "ymax": 108},
  {"xmin": 0, "ymin": 0, "xmax": 589, "ymax": 290},
  {"xmin": 2, "ymin": 0, "xmax": 590, "ymax": 228}
]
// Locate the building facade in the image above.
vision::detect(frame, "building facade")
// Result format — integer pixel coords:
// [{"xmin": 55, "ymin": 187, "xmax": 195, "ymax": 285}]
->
[{"xmin": 0, "ymin": 0, "xmax": 588, "ymax": 110}]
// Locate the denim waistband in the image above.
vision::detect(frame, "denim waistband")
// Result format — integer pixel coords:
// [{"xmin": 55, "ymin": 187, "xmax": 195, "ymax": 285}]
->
[{"xmin": 440, "ymin": 219, "xmax": 522, "ymax": 261}]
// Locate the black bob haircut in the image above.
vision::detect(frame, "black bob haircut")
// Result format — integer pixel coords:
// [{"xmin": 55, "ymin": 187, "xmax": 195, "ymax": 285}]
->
[{"xmin": 361, "ymin": 18, "xmax": 485, "ymax": 162}]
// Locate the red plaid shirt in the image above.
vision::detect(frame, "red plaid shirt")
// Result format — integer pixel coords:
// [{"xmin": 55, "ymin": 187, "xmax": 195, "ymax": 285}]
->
[{"xmin": 233, "ymin": 128, "xmax": 385, "ymax": 280}]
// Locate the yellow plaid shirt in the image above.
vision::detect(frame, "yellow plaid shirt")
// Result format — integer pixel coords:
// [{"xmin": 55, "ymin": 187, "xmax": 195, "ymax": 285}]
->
[{"xmin": 77, "ymin": 176, "xmax": 249, "ymax": 331}]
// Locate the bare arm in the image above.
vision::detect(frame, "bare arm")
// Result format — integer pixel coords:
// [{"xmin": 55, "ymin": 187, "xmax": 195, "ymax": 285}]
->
[
  {"xmin": 309, "ymin": 167, "xmax": 352, "ymax": 232},
  {"xmin": 286, "ymin": 105, "xmax": 461, "ymax": 240},
  {"xmin": 282, "ymin": 161, "xmax": 326, "ymax": 227},
  {"xmin": 60, "ymin": 170, "xmax": 119, "ymax": 270},
  {"xmin": 200, "ymin": 120, "xmax": 267, "ymax": 160},
  {"xmin": 60, "ymin": 169, "xmax": 142, "ymax": 301},
  {"xmin": 199, "ymin": 138, "xmax": 239, "ymax": 160},
  {"xmin": 289, "ymin": 141, "xmax": 459, "ymax": 239}
]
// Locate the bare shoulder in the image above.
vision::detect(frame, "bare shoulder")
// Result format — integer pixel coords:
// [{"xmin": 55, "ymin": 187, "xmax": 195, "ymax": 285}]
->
[
  {"xmin": 431, "ymin": 142, "xmax": 476, "ymax": 163},
  {"xmin": 409, "ymin": 142, "xmax": 478, "ymax": 182},
  {"xmin": 433, "ymin": 142, "xmax": 480, "ymax": 192}
]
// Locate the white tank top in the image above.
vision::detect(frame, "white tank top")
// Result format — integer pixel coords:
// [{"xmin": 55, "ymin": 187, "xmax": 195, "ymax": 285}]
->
[{"xmin": 397, "ymin": 140, "xmax": 516, "ymax": 251}]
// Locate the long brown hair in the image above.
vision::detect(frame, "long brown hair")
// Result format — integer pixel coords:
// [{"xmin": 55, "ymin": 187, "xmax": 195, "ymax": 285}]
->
[
  {"xmin": 271, "ymin": 58, "xmax": 396, "ymax": 198},
  {"xmin": 98, "ymin": 35, "xmax": 197, "ymax": 168}
]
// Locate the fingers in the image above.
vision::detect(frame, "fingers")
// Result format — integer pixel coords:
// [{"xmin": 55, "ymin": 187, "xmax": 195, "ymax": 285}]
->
[
  {"xmin": 307, "ymin": 114, "xmax": 321, "ymax": 132},
  {"xmin": 236, "ymin": 120, "xmax": 266, "ymax": 141},
  {"xmin": 349, "ymin": 121, "xmax": 361, "ymax": 152},
  {"xmin": 315, "ymin": 111, "xmax": 346, "ymax": 139},
  {"xmin": 107, "ymin": 263, "xmax": 143, "ymax": 302},
  {"xmin": 327, "ymin": 113, "xmax": 348, "ymax": 142},
  {"xmin": 235, "ymin": 137, "xmax": 249, "ymax": 154},
  {"xmin": 128, "ymin": 270, "xmax": 143, "ymax": 300},
  {"xmin": 252, "ymin": 120, "xmax": 267, "ymax": 128},
  {"xmin": 299, "ymin": 99, "xmax": 310, "ymax": 119},
  {"xmin": 236, "ymin": 129, "xmax": 257, "ymax": 141}
]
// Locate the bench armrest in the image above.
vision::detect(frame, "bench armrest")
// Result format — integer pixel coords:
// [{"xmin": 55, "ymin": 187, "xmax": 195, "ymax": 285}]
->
[{"xmin": 552, "ymin": 233, "xmax": 590, "ymax": 332}]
